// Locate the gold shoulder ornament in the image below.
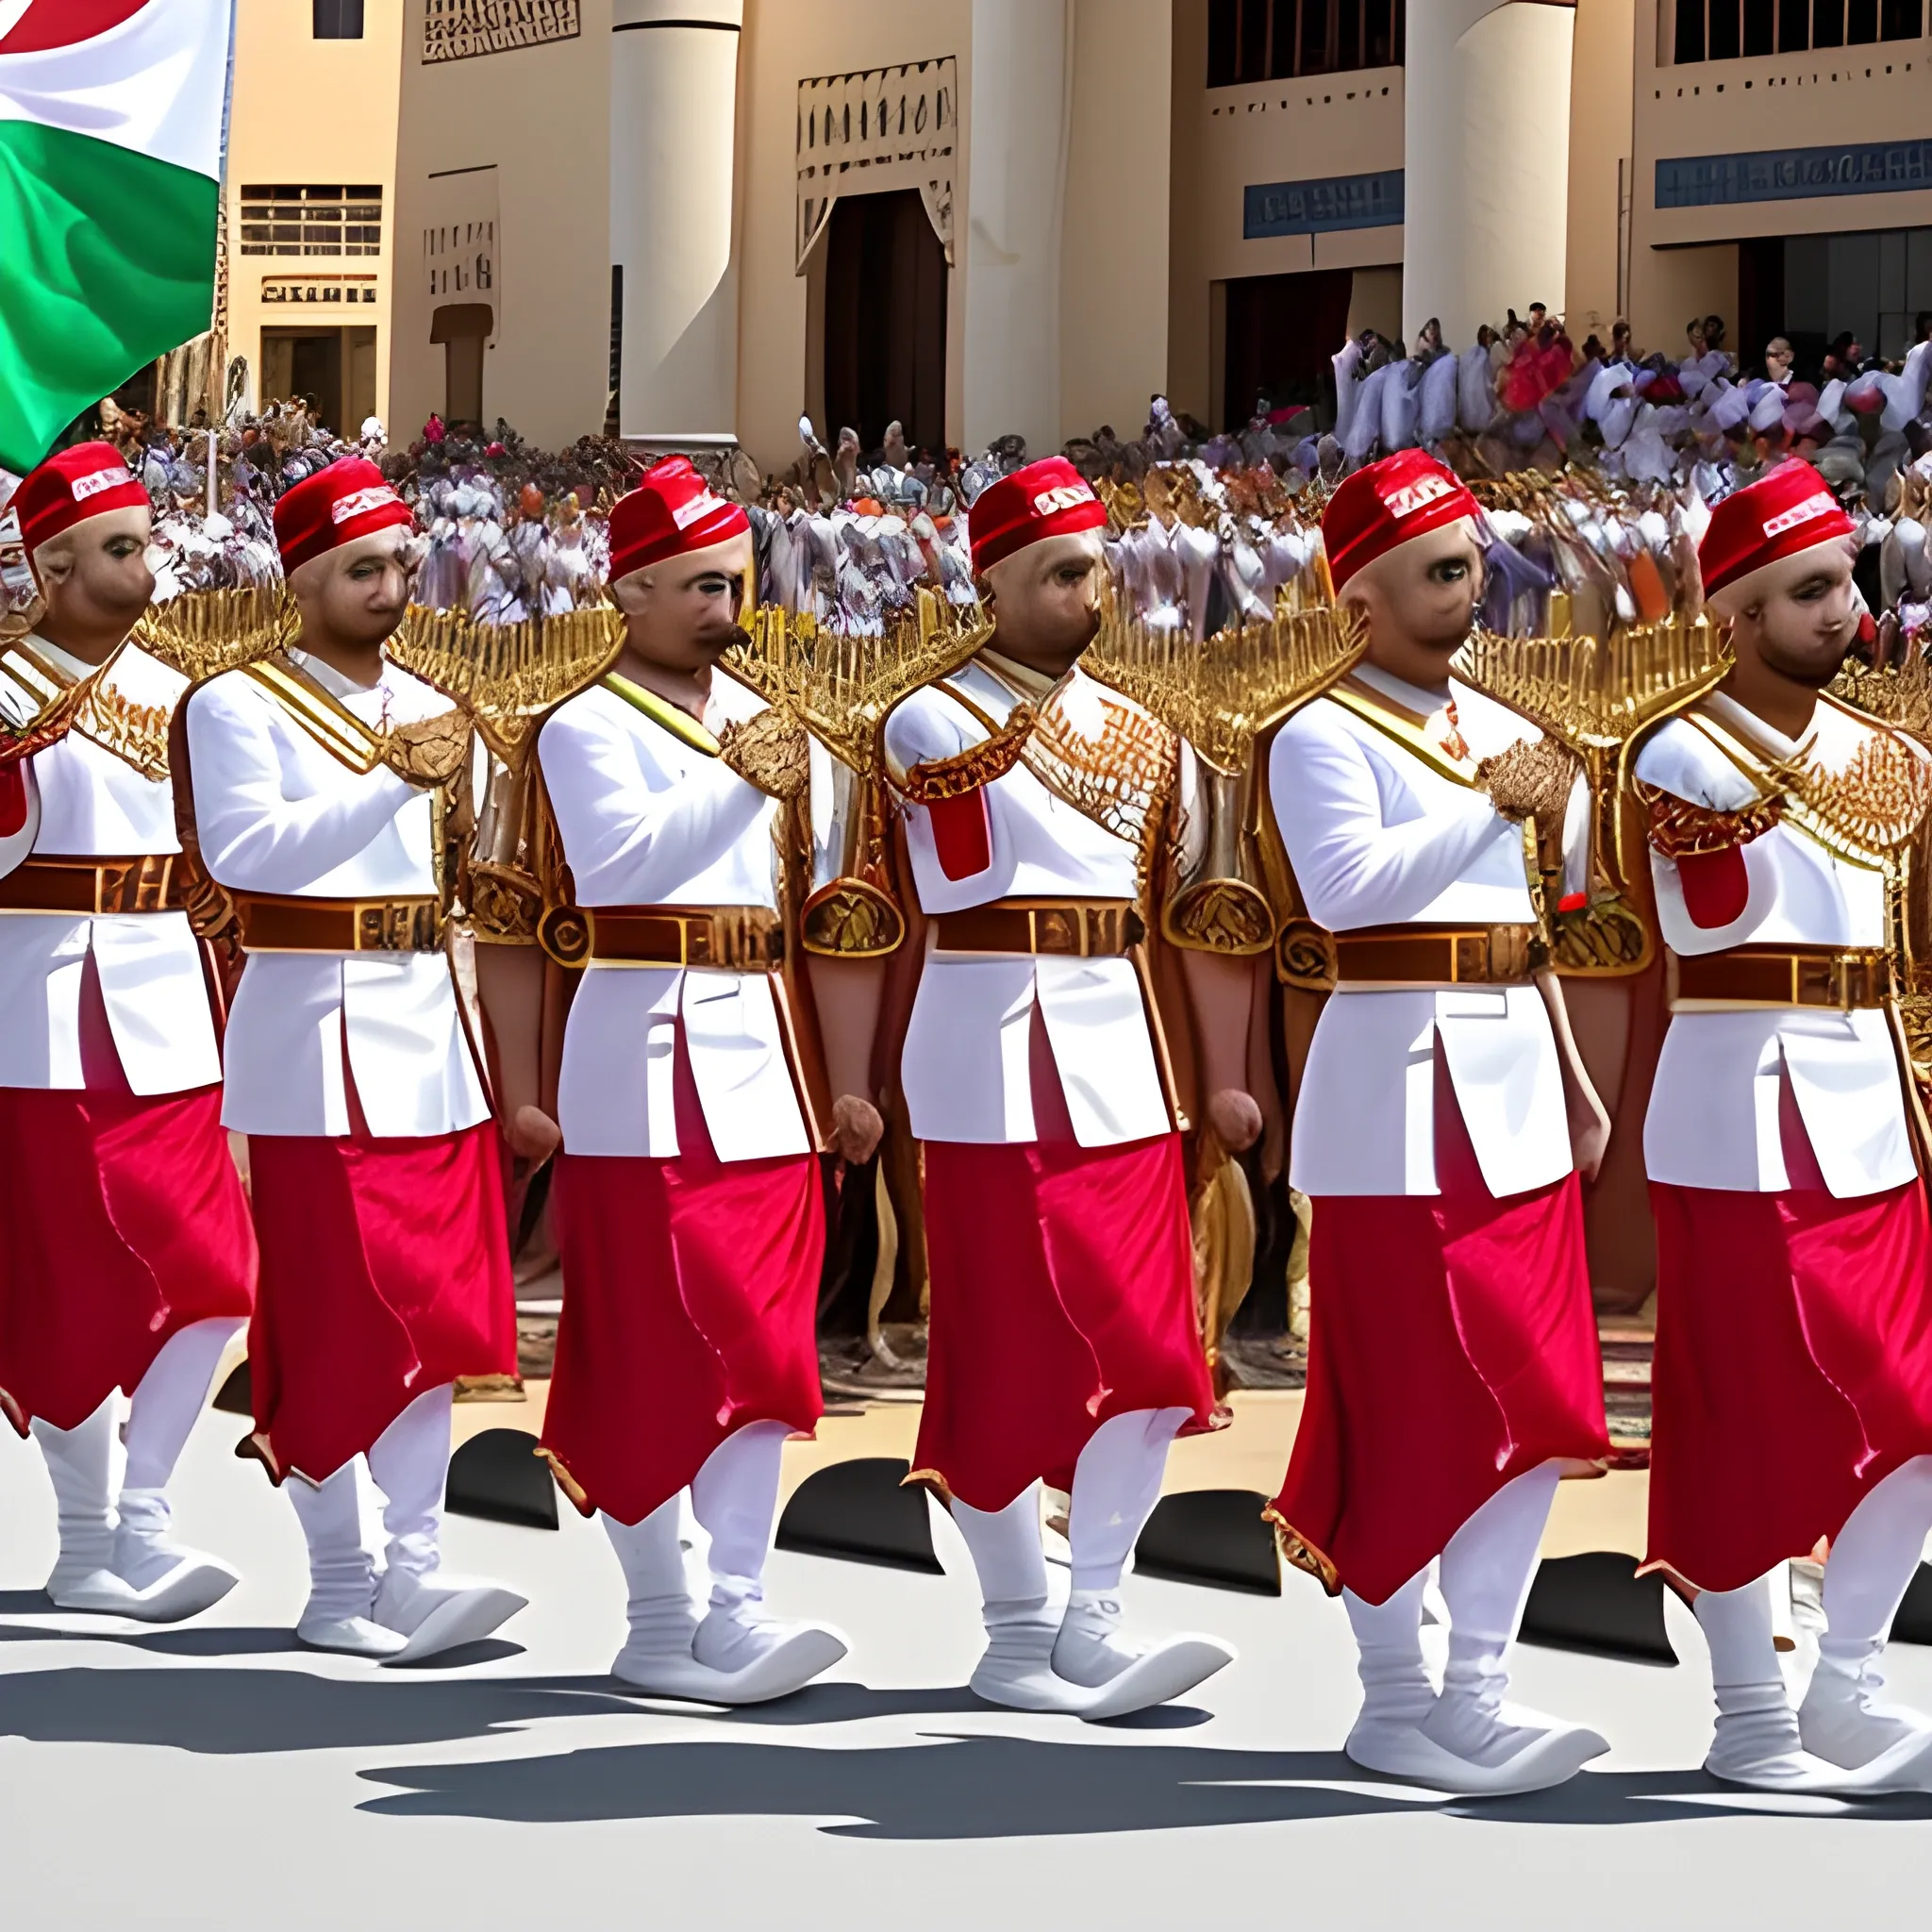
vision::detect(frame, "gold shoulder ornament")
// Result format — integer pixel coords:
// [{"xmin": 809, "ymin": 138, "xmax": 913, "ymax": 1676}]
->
[
  {"xmin": 728, "ymin": 587, "xmax": 991, "ymax": 958},
  {"xmin": 1084, "ymin": 573, "xmax": 1366, "ymax": 960},
  {"xmin": 1454, "ymin": 614, "xmax": 1732, "ymax": 975}
]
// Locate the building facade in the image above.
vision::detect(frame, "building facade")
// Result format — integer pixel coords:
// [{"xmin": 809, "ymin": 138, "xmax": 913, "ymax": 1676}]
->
[{"xmin": 208, "ymin": 0, "xmax": 1932, "ymax": 473}]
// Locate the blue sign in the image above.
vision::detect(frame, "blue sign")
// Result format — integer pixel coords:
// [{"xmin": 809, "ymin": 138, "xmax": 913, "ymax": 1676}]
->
[
  {"xmin": 1657, "ymin": 140, "xmax": 1932, "ymax": 208},
  {"xmin": 1243, "ymin": 169, "xmax": 1405, "ymax": 238}
]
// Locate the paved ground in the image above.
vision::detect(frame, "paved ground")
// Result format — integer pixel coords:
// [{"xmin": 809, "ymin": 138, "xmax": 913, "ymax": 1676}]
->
[{"xmin": 5, "ymin": 1407, "xmax": 1932, "ymax": 1930}]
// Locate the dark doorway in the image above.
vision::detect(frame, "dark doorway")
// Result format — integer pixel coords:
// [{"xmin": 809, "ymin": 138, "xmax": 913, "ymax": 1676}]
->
[
  {"xmin": 431, "ymin": 302, "xmax": 492, "ymax": 428},
  {"xmin": 823, "ymin": 188, "xmax": 947, "ymax": 458},
  {"xmin": 261, "ymin": 327, "xmax": 346, "ymax": 429},
  {"xmin": 1736, "ymin": 235, "xmax": 1785, "ymax": 380},
  {"xmin": 1223, "ymin": 266, "xmax": 1356, "ymax": 429}
]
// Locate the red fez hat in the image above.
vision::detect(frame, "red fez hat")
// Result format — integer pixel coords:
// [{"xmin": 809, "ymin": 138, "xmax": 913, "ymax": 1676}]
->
[
  {"xmin": 608, "ymin": 457, "xmax": 750, "ymax": 585},
  {"xmin": 273, "ymin": 457, "xmax": 413, "ymax": 575},
  {"xmin": 14, "ymin": 442, "xmax": 149, "ymax": 557},
  {"xmin": 1698, "ymin": 460, "xmax": 1856, "ymax": 599},
  {"xmin": 967, "ymin": 457, "xmax": 1107, "ymax": 575},
  {"xmin": 1322, "ymin": 450, "xmax": 1480, "ymax": 591}
]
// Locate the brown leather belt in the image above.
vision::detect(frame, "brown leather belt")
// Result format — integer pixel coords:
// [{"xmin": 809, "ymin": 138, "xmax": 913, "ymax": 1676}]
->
[
  {"xmin": 586, "ymin": 904, "xmax": 785, "ymax": 968},
  {"xmin": 234, "ymin": 892, "xmax": 443, "ymax": 954},
  {"xmin": 933, "ymin": 899, "xmax": 1145, "ymax": 958},
  {"xmin": 1671, "ymin": 943, "xmax": 1892, "ymax": 1010},
  {"xmin": 1332, "ymin": 923, "xmax": 1543, "ymax": 986},
  {"xmin": 0, "ymin": 855, "xmax": 184, "ymax": 916}
]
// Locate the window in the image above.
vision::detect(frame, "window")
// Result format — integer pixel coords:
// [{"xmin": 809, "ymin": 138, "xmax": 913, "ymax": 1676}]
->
[
  {"xmin": 1674, "ymin": 0, "xmax": 1922, "ymax": 60},
  {"xmin": 313, "ymin": 0, "xmax": 364, "ymax": 37},
  {"xmin": 239, "ymin": 185, "xmax": 383, "ymax": 258},
  {"xmin": 1207, "ymin": 0, "xmax": 1403, "ymax": 87}
]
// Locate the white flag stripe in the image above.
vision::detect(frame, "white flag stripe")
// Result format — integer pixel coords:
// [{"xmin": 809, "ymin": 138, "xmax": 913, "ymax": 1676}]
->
[{"xmin": 0, "ymin": 0, "xmax": 229, "ymax": 179}]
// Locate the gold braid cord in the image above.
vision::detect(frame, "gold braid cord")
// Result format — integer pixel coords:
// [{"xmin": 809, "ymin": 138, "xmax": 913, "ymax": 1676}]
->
[
  {"xmin": 1635, "ymin": 781, "xmax": 1784, "ymax": 859},
  {"xmin": 891, "ymin": 703, "xmax": 1034, "ymax": 802}
]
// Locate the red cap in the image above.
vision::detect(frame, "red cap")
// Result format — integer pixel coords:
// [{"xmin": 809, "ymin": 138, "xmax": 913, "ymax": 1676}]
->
[
  {"xmin": 273, "ymin": 458, "xmax": 413, "ymax": 575},
  {"xmin": 14, "ymin": 441, "xmax": 148, "ymax": 556},
  {"xmin": 967, "ymin": 457, "xmax": 1107, "ymax": 575},
  {"xmin": 608, "ymin": 457, "xmax": 750, "ymax": 584},
  {"xmin": 1323, "ymin": 450, "xmax": 1480, "ymax": 591},
  {"xmin": 1698, "ymin": 460, "xmax": 1856, "ymax": 598}
]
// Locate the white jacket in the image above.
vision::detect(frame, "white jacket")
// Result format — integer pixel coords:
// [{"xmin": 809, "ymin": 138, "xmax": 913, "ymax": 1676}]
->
[
  {"xmin": 538, "ymin": 671, "xmax": 811, "ymax": 1164},
  {"xmin": 1636, "ymin": 691, "xmax": 1918, "ymax": 1199},
  {"xmin": 185, "ymin": 649, "xmax": 490, "ymax": 1140},
  {"xmin": 882, "ymin": 656, "xmax": 1172, "ymax": 1149},
  {"xmin": 1270, "ymin": 665, "xmax": 1580, "ymax": 1199},
  {"xmin": 0, "ymin": 635, "xmax": 220, "ymax": 1095}
]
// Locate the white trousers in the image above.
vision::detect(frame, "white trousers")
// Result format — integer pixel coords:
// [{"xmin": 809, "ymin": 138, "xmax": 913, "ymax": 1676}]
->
[
  {"xmin": 1342, "ymin": 1461, "xmax": 1561, "ymax": 1723},
  {"xmin": 947, "ymin": 1407, "xmax": 1191, "ymax": 1609},
  {"xmin": 603, "ymin": 1419, "xmax": 791, "ymax": 1615},
  {"xmin": 1701, "ymin": 1453, "xmax": 1932, "ymax": 1695}
]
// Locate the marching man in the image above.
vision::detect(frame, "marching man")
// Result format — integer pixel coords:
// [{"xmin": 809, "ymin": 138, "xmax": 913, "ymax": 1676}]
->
[
  {"xmin": 525, "ymin": 456, "xmax": 853, "ymax": 1700},
  {"xmin": 180, "ymin": 458, "xmax": 523, "ymax": 1661},
  {"xmin": 0, "ymin": 443, "xmax": 255, "ymax": 1621},
  {"xmin": 1265, "ymin": 451, "xmax": 1614, "ymax": 1793},
  {"xmin": 1633, "ymin": 459, "xmax": 1932, "ymax": 1790},
  {"xmin": 880, "ymin": 456, "xmax": 1236, "ymax": 1719}
]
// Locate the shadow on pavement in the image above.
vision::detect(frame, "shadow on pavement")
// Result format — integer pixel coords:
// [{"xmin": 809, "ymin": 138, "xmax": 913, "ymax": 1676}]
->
[
  {"xmin": 358, "ymin": 1736, "xmax": 1932, "ymax": 1838},
  {"xmin": 0, "ymin": 1665, "xmax": 645, "ymax": 1754},
  {"xmin": 1446, "ymin": 1768, "xmax": 1932, "ymax": 1826},
  {"xmin": 358, "ymin": 1735, "xmax": 1435, "ymax": 1837}
]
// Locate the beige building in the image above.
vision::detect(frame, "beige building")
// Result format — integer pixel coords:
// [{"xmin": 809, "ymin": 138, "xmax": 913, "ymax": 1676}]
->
[{"xmin": 208, "ymin": 0, "xmax": 1932, "ymax": 474}]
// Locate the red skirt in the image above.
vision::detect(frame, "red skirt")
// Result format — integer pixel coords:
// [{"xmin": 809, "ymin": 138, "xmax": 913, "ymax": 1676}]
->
[
  {"xmin": 0, "ymin": 1083, "xmax": 257, "ymax": 1434},
  {"xmin": 1647, "ymin": 1174, "xmax": 1932, "ymax": 1592},
  {"xmin": 914, "ymin": 1028, "xmax": 1218, "ymax": 1511},
  {"xmin": 540, "ymin": 1055, "xmax": 825, "ymax": 1526},
  {"xmin": 246, "ymin": 1123, "xmax": 515, "ymax": 1482},
  {"xmin": 1270, "ymin": 1074, "xmax": 1610, "ymax": 1607}
]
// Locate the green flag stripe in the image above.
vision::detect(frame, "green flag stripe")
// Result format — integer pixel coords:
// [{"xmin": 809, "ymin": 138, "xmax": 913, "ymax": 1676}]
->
[{"xmin": 0, "ymin": 120, "xmax": 217, "ymax": 474}]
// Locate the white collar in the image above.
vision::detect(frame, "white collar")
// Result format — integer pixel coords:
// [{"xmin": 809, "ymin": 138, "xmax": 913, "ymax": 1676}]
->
[{"xmin": 290, "ymin": 645, "xmax": 387, "ymax": 700}]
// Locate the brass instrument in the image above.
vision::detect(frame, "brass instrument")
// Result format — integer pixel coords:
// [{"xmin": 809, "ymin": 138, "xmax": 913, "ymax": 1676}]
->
[
  {"xmin": 133, "ymin": 585, "xmax": 296, "ymax": 682},
  {"xmin": 1086, "ymin": 582, "xmax": 1365, "ymax": 957},
  {"xmin": 1453, "ymin": 615, "xmax": 1732, "ymax": 974},
  {"xmin": 724, "ymin": 587, "xmax": 991, "ymax": 956}
]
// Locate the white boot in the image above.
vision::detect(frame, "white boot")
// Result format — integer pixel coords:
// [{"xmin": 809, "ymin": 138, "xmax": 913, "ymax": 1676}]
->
[
  {"xmin": 971, "ymin": 1595, "xmax": 1103, "ymax": 1714},
  {"xmin": 1340, "ymin": 1574, "xmax": 1476, "ymax": 1783},
  {"xmin": 106, "ymin": 1489, "xmax": 239, "ymax": 1623},
  {"xmin": 366, "ymin": 1386, "xmax": 524, "ymax": 1664},
  {"xmin": 36, "ymin": 1402, "xmax": 143, "ymax": 1612},
  {"xmin": 1407, "ymin": 1465, "xmax": 1607, "ymax": 1794},
  {"xmin": 1693, "ymin": 1578, "xmax": 1902, "ymax": 1791},
  {"xmin": 1050, "ymin": 1588, "xmax": 1234, "ymax": 1721},
  {"xmin": 1418, "ymin": 1641, "xmax": 1609, "ymax": 1794},
  {"xmin": 691, "ymin": 1572, "xmax": 846, "ymax": 1700},
  {"xmin": 289, "ymin": 1465, "xmax": 406, "ymax": 1657},
  {"xmin": 1799, "ymin": 1641, "xmax": 1932, "ymax": 1786}
]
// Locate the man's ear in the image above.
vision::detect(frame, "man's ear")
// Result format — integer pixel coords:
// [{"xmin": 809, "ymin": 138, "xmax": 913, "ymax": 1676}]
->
[
  {"xmin": 609, "ymin": 569, "xmax": 651, "ymax": 619},
  {"xmin": 28, "ymin": 540, "xmax": 74, "ymax": 594}
]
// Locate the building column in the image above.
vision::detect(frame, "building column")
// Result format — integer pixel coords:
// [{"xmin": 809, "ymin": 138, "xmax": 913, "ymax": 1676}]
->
[
  {"xmin": 609, "ymin": 0, "xmax": 743, "ymax": 444},
  {"xmin": 1402, "ymin": 0, "xmax": 1575, "ymax": 347},
  {"xmin": 962, "ymin": 0, "xmax": 1072, "ymax": 457}
]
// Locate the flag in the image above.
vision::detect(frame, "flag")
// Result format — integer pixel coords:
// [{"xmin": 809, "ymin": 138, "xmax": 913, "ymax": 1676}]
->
[{"xmin": 0, "ymin": 1, "xmax": 232, "ymax": 472}]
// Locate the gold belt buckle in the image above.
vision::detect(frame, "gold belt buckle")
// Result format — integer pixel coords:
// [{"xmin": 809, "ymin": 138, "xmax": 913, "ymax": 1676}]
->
[
  {"xmin": 355, "ymin": 898, "xmax": 439, "ymax": 952},
  {"xmin": 1828, "ymin": 949, "xmax": 1887, "ymax": 1009},
  {"xmin": 93, "ymin": 857, "xmax": 174, "ymax": 915}
]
